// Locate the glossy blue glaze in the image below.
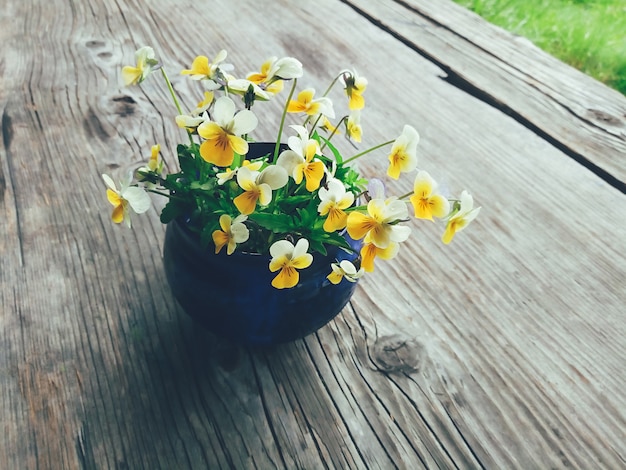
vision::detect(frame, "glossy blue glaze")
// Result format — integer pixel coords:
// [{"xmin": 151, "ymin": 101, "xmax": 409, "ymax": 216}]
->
[{"xmin": 163, "ymin": 219, "xmax": 361, "ymax": 346}]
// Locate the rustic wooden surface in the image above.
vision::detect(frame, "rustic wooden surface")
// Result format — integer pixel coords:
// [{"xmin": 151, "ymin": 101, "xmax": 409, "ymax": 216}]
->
[{"xmin": 1, "ymin": 0, "xmax": 625, "ymax": 468}]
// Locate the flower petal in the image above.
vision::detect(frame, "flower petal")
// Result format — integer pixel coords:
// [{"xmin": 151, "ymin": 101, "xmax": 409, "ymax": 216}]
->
[
  {"xmin": 232, "ymin": 109, "xmax": 258, "ymax": 135},
  {"xmin": 271, "ymin": 266, "xmax": 299, "ymax": 289}
]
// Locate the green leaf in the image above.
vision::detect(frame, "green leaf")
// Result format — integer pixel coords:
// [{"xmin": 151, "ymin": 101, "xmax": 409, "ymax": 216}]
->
[
  {"xmin": 308, "ymin": 238, "xmax": 328, "ymax": 256},
  {"xmin": 178, "ymin": 145, "xmax": 198, "ymax": 178},
  {"xmin": 319, "ymin": 136, "xmax": 343, "ymax": 163},
  {"xmin": 160, "ymin": 200, "xmax": 186, "ymax": 224},
  {"xmin": 248, "ymin": 212, "xmax": 296, "ymax": 233}
]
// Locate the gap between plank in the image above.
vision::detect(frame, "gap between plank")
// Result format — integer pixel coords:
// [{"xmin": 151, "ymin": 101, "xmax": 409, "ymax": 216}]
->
[{"xmin": 338, "ymin": 0, "xmax": 626, "ymax": 194}]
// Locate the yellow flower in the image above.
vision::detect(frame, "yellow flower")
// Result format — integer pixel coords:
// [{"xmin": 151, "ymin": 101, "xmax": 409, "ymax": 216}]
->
[
  {"xmin": 121, "ymin": 46, "xmax": 157, "ymax": 86},
  {"xmin": 102, "ymin": 173, "xmax": 151, "ymax": 228},
  {"xmin": 136, "ymin": 144, "xmax": 163, "ymax": 182},
  {"xmin": 216, "ymin": 160, "xmax": 263, "ymax": 185},
  {"xmin": 409, "ymin": 171, "xmax": 450, "ymax": 221},
  {"xmin": 360, "ymin": 241, "xmax": 399, "ymax": 272},
  {"xmin": 212, "ymin": 214, "xmax": 249, "ymax": 255},
  {"xmin": 327, "ymin": 260, "xmax": 364, "ymax": 284},
  {"xmin": 276, "ymin": 125, "xmax": 325, "ymax": 191},
  {"xmin": 269, "ymin": 239, "xmax": 313, "ymax": 289},
  {"xmin": 147, "ymin": 144, "xmax": 161, "ymax": 172},
  {"xmin": 387, "ymin": 125, "xmax": 419, "ymax": 180},
  {"xmin": 287, "ymin": 89, "xmax": 335, "ymax": 118},
  {"xmin": 175, "ymin": 92, "xmax": 214, "ymax": 131},
  {"xmin": 197, "ymin": 97, "xmax": 258, "ymax": 166},
  {"xmin": 320, "ymin": 116, "xmax": 341, "ymax": 135},
  {"xmin": 442, "ymin": 191, "xmax": 481, "ymax": 244},
  {"xmin": 175, "ymin": 114, "xmax": 206, "ymax": 131},
  {"xmin": 346, "ymin": 111, "xmax": 362, "ymax": 143},
  {"xmin": 247, "ymin": 57, "xmax": 275, "ymax": 84},
  {"xmin": 247, "ymin": 56, "xmax": 302, "ymax": 96},
  {"xmin": 342, "ymin": 70, "xmax": 367, "ymax": 110},
  {"xmin": 233, "ymin": 166, "xmax": 288, "ymax": 215},
  {"xmin": 195, "ymin": 91, "xmax": 215, "ymax": 114},
  {"xmin": 347, "ymin": 198, "xmax": 410, "ymax": 248},
  {"xmin": 318, "ymin": 178, "xmax": 355, "ymax": 232},
  {"xmin": 181, "ymin": 50, "xmax": 230, "ymax": 84},
  {"xmin": 228, "ymin": 79, "xmax": 272, "ymax": 101}
]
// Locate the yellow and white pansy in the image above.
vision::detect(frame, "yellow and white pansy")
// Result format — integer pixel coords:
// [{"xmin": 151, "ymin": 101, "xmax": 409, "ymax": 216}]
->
[
  {"xmin": 247, "ymin": 57, "xmax": 285, "ymax": 95},
  {"xmin": 227, "ymin": 79, "xmax": 272, "ymax": 101},
  {"xmin": 347, "ymin": 198, "xmax": 411, "ymax": 249},
  {"xmin": 317, "ymin": 178, "xmax": 355, "ymax": 232},
  {"xmin": 197, "ymin": 96, "xmax": 258, "ymax": 167},
  {"xmin": 409, "ymin": 170, "xmax": 450, "ymax": 221},
  {"xmin": 175, "ymin": 113, "xmax": 207, "ymax": 131},
  {"xmin": 269, "ymin": 238, "xmax": 313, "ymax": 289},
  {"xmin": 442, "ymin": 190, "xmax": 481, "ymax": 244},
  {"xmin": 346, "ymin": 110, "xmax": 362, "ymax": 143},
  {"xmin": 181, "ymin": 50, "xmax": 232, "ymax": 87},
  {"xmin": 341, "ymin": 70, "xmax": 367, "ymax": 110},
  {"xmin": 267, "ymin": 56, "xmax": 304, "ymax": 81},
  {"xmin": 121, "ymin": 46, "xmax": 158, "ymax": 86},
  {"xmin": 136, "ymin": 144, "xmax": 163, "ymax": 176},
  {"xmin": 175, "ymin": 92, "xmax": 213, "ymax": 130},
  {"xmin": 387, "ymin": 125, "xmax": 419, "ymax": 180},
  {"xmin": 233, "ymin": 165, "xmax": 288, "ymax": 215},
  {"xmin": 194, "ymin": 91, "xmax": 215, "ymax": 114},
  {"xmin": 216, "ymin": 160, "xmax": 264, "ymax": 185},
  {"xmin": 287, "ymin": 88, "xmax": 335, "ymax": 119},
  {"xmin": 327, "ymin": 260, "xmax": 364, "ymax": 284},
  {"xmin": 320, "ymin": 116, "xmax": 341, "ymax": 135},
  {"xmin": 276, "ymin": 125, "xmax": 325, "ymax": 191},
  {"xmin": 359, "ymin": 241, "xmax": 399, "ymax": 272},
  {"xmin": 102, "ymin": 172, "xmax": 151, "ymax": 228},
  {"xmin": 212, "ymin": 214, "xmax": 250, "ymax": 255},
  {"xmin": 248, "ymin": 56, "xmax": 303, "ymax": 94}
]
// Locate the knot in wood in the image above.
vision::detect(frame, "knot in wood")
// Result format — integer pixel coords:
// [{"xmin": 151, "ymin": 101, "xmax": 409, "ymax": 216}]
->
[
  {"xmin": 112, "ymin": 95, "xmax": 137, "ymax": 117},
  {"xmin": 585, "ymin": 108, "xmax": 624, "ymax": 127},
  {"xmin": 370, "ymin": 335, "xmax": 423, "ymax": 375}
]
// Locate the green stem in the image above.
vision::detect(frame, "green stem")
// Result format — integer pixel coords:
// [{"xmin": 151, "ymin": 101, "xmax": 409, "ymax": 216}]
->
[
  {"xmin": 343, "ymin": 139, "xmax": 394, "ymax": 164},
  {"xmin": 161, "ymin": 68, "xmax": 183, "ymax": 115},
  {"xmin": 147, "ymin": 188, "xmax": 186, "ymax": 201},
  {"xmin": 302, "ymin": 71, "xmax": 347, "ymax": 129},
  {"xmin": 322, "ymin": 70, "xmax": 348, "ymax": 97},
  {"xmin": 274, "ymin": 78, "xmax": 298, "ymax": 161},
  {"xmin": 320, "ymin": 116, "xmax": 347, "ymax": 152},
  {"xmin": 161, "ymin": 68, "xmax": 195, "ymax": 146}
]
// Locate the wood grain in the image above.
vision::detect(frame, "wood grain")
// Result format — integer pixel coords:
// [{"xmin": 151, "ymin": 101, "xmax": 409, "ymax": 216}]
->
[
  {"xmin": 1, "ymin": 0, "xmax": 625, "ymax": 468},
  {"xmin": 345, "ymin": 0, "xmax": 626, "ymax": 190}
]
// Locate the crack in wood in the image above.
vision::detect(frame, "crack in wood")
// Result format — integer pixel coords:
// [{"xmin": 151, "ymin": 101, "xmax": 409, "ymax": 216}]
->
[{"xmin": 1, "ymin": 107, "xmax": 25, "ymax": 266}]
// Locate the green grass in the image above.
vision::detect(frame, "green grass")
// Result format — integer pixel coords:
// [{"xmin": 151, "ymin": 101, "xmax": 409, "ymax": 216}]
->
[{"xmin": 453, "ymin": 0, "xmax": 626, "ymax": 95}]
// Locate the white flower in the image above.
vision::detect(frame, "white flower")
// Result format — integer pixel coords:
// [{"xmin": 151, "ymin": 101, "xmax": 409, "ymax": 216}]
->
[
  {"xmin": 442, "ymin": 191, "xmax": 481, "ymax": 244},
  {"xmin": 233, "ymin": 166, "xmax": 288, "ymax": 215},
  {"xmin": 327, "ymin": 260, "xmax": 364, "ymax": 284},
  {"xmin": 387, "ymin": 124, "xmax": 419, "ymax": 179},
  {"xmin": 269, "ymin": 238, "xmax": 313, "ymax": 289},
  {"xmin": 197, "ymin": 96, "xmax": 258, "ymax": 166},
  {"xmin": 103, "ymin": 172, "xmax": 151, "ymax": 228},
  {"xmin": 268, "ymin": 57, "xmax": 303, "ymax": 80},
  {"xmin": 318, "ymin": 178, "xmax": 355, "ymax": 232},
  {"xmin": 212, "ymin": 214, "xmax": 250, "ymax": 255},
  {"xmin": 227, "ymin": 79, "xmax": 272, "ymax": 101}
]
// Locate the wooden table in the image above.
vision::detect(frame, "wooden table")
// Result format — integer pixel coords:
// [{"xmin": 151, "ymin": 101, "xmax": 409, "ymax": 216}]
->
[{"xmin": 2, "ymin": 0, "xmax": 625, "ymax": 468}]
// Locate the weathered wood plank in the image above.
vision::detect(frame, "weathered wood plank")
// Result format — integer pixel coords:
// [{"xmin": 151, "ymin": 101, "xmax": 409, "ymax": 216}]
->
[
  {"xmin": 345, "ymin": 0, "xmax": 626, "ymax": 188},
  {"xmin": 1, "ymin": 0, "xmax": 625, "ymax": 468}
]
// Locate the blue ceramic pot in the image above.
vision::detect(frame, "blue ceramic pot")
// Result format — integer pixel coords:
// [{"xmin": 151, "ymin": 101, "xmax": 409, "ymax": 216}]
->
[{"xmin": 163, "ymin": 219, "xmax": 361, "ymax": 345}]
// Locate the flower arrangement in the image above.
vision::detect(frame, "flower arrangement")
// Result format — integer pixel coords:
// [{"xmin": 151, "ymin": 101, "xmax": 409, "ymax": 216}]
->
[{"xmin": 103, "ymin": 46, "xmax": 480, "ymax": 290}]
